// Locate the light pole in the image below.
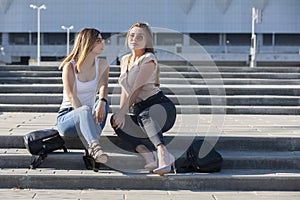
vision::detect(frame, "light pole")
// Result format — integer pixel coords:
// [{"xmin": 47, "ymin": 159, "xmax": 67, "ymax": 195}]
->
[
  {"xmin": 250, "ymin": 7, "xmax": 258, "ymax": 68},
  {"xmin": 61, "ymin": 25, "xmax": 74, "ymax": 55},
  {"xmin": 0, "ymin": 47, "xmax": 5, "ymax": 56},
  {"xmin": 30, "ymin": 4, "xmax": 46, "ymax": 66}
]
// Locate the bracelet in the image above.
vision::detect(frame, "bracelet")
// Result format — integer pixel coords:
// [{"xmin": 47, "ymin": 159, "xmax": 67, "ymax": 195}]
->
[{"xmin": 100, "ymin": 98, "xmax": 108, "ymax": 103}]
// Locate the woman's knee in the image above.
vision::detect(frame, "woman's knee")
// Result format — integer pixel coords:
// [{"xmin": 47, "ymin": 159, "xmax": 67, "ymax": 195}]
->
[
  {"xmin": 74, "ymin": 105, "xmax": 93, "ymax": 118},
  {"xmin": 78, "ymin": 105, "xmax": 91, "ymax": 113}
]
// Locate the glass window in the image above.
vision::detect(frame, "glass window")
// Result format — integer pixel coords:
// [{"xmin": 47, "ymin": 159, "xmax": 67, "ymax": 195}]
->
[
  {"xmin": 275, "ymin": 34, "xmax": 300, "ymax": 46},
  {"xmin": 44, "ymin": 33, "xmax": 66, "ymax": 45},
  {"xmin": 0, "ymin": 33, "xmax": 2, "ymax": 45},
  {"xmin": 226, "ymin": 34, "xmax": 251, "ymax": 46},
  {"xmin": 263, "ymin": 34, "xmax": 272, "ymax": 46},
  {"xmin": 101, "ymin": 33, "xmax": 112, "ymax": 45},
  {"xmin": 190, "ymin": 33, "xmax": 219, "ymax": 46},
  {"xmin": 157, "ymin": 33, "xmax": 183, "ymax": 45},
  {"xmin": 69, "ymin": 33, "xmax": 75, "ymax": 45},
  {"xmin": 9, "ymin": 33, "xmax": 29, "ymax": 45},
  {"xmin": 117, "ymin": 33, "xmax": 127, "ymax": 45},
  {"xmin": 30, "ymin": 32, "xmax": 37, "ymax": 45}
]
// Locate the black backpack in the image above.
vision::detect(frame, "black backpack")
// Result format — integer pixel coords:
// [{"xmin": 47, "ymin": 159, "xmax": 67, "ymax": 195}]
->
[
  {"xmin": 176, "ymin": 140, "xmax": 223, "ymax": 173},
  {"xmin": 24, "ymin": 129, "xmax": 68, "ymax": 169}
]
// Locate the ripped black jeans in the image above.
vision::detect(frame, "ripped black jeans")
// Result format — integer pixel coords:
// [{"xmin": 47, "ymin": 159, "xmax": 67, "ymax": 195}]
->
[{"xmin": 110, "ymin": 91, "xmax": 176, "ymax": 150}]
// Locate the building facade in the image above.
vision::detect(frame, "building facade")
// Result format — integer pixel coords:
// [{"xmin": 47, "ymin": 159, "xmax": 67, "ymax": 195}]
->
[{"xmin": 0, "ymin": 0, "xmax": 299, "ymax": 65}]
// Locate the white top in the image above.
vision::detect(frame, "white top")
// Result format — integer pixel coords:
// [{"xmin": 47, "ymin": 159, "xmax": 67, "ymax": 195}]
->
[
  {"xmin": 60, "ymin": 58, "xmax": 103, "ymax": 109},
  {"xmin": 119, "ymin": 52, "xmax": 160, "ymax": 102}
]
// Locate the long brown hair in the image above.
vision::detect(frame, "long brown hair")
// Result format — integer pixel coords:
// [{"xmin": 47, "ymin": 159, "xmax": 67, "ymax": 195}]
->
[
  {"xmin": 59, "ymin": 28, "xmax": 100, "ymax": 72},
  {"xmin": 126, "ymin": 22, "xmax": 155, "ymax": 54}
]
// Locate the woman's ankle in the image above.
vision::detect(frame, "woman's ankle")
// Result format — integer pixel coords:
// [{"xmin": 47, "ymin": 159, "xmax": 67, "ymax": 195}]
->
[
  {"xmin": 157, "ymin": 144, "xmax": 170, "ymax": 167},
  {"xmin": 136, "ymin": 145, "xmax": 155, "ymax": 164}
]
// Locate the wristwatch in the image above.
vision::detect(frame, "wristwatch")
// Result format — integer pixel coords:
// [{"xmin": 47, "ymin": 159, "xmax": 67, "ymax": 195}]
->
[{"xmin": 100, "ymin": 98, "xmax": 108, "ymax": 103}]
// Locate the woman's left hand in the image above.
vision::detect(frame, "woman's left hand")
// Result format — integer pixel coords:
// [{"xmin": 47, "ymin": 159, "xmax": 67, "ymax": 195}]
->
[{"xmin": 95, "ymin": 102, "xmax": 106, "ymax": 124}]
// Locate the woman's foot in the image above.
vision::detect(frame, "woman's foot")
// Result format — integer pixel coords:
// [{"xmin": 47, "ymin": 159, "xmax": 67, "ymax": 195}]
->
[
  {"xmin": 136, "ymin": 145, "xmax": 157, "ymax": 171},
  {"xmin": 153, "ymin": 145, "xmax": 176, "ymax": 175},
  {"xmin": 88, "ymin": 142, "xmax": 108, "ymax": 163}
]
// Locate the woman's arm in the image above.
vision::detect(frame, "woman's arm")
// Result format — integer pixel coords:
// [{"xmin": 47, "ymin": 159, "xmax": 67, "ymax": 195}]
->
[
  {"xmin": 95, "ymin": 59, "xmax": 110, "ymax": 123},
  {"xmin": 62, "ymin": 62, "xmax": 82, "ymax": 108},
  {"xmin": 113, "ymin": 61, "xmax": 156, "ymax": 129},
  {"xmin": 119, "ymin": 89, "xmax": 128, "ymax": 108},
  {"xmin": 97, "ymin": 59, "xmax": 109, "ymax": 101},
  {"xmin": 118, "ymin": 56, "xmax": 129, "ymax": 108}
]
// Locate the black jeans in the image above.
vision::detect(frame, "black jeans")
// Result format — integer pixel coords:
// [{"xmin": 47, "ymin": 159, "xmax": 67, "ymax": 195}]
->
[{"xmin": 110, "ymin": 92, "xmax": 176, "ymax": 150}]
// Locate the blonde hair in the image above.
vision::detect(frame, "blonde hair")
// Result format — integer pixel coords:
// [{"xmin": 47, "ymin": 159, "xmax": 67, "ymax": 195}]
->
[
  {"xmin": 126, "ymin": 22, "xmax": 154, "ymax": 53},
  {"xmin": 59, "ymin": 28, "xmax": 100, "ymax": 72}
]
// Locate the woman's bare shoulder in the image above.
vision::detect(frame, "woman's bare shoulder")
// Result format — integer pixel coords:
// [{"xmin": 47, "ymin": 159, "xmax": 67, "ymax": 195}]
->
[
  {"xmin": 62, "ymin": 61, "xmax": 74, "ymax": 71},
  {"xmin": 98, "ymin": 58, "xmax": 109, "ymax": 66}
]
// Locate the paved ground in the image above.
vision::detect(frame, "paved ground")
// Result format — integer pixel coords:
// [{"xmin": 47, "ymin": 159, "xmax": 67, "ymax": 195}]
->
[
  {"xmin": 0, "ymin": 112, "xmax": 300, "ymax": 199},
  {"xmin": 1, "ymin": 112, "xmax": 300, "ymax": 138},
  {"xmin": 0, "ymin": 189, "xmax": 300, "ymax": 199}
]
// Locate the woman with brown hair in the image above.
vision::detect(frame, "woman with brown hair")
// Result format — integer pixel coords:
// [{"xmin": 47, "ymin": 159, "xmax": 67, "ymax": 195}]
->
[
  {"xmin": 57, "ymin": 28, "xmax": 109, "ymax": 165},
  {"xmin": 111, "ymin": 22, "xmax": 177, "ymax": 175}
]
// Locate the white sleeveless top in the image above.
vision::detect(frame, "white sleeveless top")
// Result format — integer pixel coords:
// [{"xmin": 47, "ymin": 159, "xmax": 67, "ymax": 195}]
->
[
  {"xmin": 119, "ymin": 52, "xmax": 160, "ymax": 102},
  {"xmin": 60, "ymin": 58, "xmax": 101, "ymax": 109}
]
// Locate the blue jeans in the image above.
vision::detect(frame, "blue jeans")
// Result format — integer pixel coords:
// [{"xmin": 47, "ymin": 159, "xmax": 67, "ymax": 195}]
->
[
  {"xmin": 56, "ymin": 99, "xmax": 109, "ymax": 148},
  {"xmin": 111, "ymin": 93, "xmax": 176, "ymax": 150}
]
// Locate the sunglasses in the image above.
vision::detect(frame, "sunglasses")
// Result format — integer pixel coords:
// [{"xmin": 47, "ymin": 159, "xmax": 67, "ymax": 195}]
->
[{"xmin": 95, "ymin": 37, "xmax": 104, "ymax": 44}]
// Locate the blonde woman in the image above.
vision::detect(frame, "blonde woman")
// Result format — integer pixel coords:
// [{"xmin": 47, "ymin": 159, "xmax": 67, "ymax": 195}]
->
[
  {"xmin": 57, "ymin": 28, "xmax": 109, "ymax": 165},
  {"xmin": 111, "ymin": 23, "xmax": 177, "ymax": 175}
]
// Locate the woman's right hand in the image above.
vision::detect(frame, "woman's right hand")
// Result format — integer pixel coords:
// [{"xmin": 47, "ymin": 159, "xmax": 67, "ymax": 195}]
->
[{"xmin": 112, "ymin": 111, "xmax": 125, "ymax": 130}]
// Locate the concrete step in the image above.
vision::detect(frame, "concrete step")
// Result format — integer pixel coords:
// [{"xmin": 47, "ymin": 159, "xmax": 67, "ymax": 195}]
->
[
  {"xmin": 1, "ymin": 104, "xmax": 300, "ymax": 114},
  {"xmin": 0, "ymin": 168, "xmax": 299, "ymax": 190},
  {"xmin": 0, "ymin": 77, "xmax": 63, "ymax": 84},
  {"xmin": 0, "ymin": 71, "xmax": 62, "ymax": 77},
  {"xmin": 1, "ymin": 84, "xmax": 300, "ymax": 96},
  {"xmin": 1, "ymin": 94, "xmax": 300, "ymax": 106},
  {"xmin": 159, "ymin": 66, "xmax": 300, "ymax": 73},
  {"xmin": 2, "ymin": 135, "xmax": 299, "ymax": 152},
  {"xmin": 109, "ymin": 71, "xmax": 300, "ymax": 79},
  {"xmin": 2, "ymin": 77, "xmax": 300, "ymax": 85},
  {"xmin": 0, "ymin": 66, "xmax": 60, "ymax": 71},
  {"xmin": 0, "ymin": 148, "xmax": 299, "ymax": 170},
  {"xmin": 2, "ymin": 71, "xmax": 300, "ymax": 79},
  {"xmin": 1, "ymin": 65, "xmax": 300, "ymax": 73},
  {"xmin": 155, "ymin": 78, "xmax": 300, "ymax": 85},
  {"xmin": 152, "ymin": 72, "xmax": 300, "ymax": 79}
]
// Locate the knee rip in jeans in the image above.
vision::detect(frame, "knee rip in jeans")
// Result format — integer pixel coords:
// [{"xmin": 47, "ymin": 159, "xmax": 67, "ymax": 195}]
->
[{"xmin": 79, "ymin": 105, "xmax": 92, "ymax": 112}]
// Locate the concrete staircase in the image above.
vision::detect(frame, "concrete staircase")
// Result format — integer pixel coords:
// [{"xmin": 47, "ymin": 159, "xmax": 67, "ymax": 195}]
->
[
  {"xmin": 0, "ymin": 64, "xmax": 299, "ymax": 190},
  {"xmin": 1, "ymin": 64, "xmax": 300, "ymax": 114},
  {"xmin": 0, "ymin": 113, "xmax": 300, "ymax": 190}
]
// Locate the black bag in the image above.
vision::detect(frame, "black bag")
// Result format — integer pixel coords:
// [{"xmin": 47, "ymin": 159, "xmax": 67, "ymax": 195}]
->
[
  {"xmin": 23, "ymin": 129, "xmax": 68, "ymax": 169},
  {"xmin": 176, "ymin": 140, "xmax": 223, "ymax": 173}
]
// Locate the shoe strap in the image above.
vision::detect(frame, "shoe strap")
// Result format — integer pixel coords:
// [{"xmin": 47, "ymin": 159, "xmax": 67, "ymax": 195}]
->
[{"xmin": 89, "ymin": 144, "xmax": 102, "ymax": 157}]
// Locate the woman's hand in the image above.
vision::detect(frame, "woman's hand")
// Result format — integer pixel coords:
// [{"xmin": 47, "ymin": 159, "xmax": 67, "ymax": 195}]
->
[
  {"xmin": 95, "ymin": 101, "xmax": 106, "ymax": 124},
  {"xmin": 112, "ymin": 111, "xmax": 125, "ymax": 130}
]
